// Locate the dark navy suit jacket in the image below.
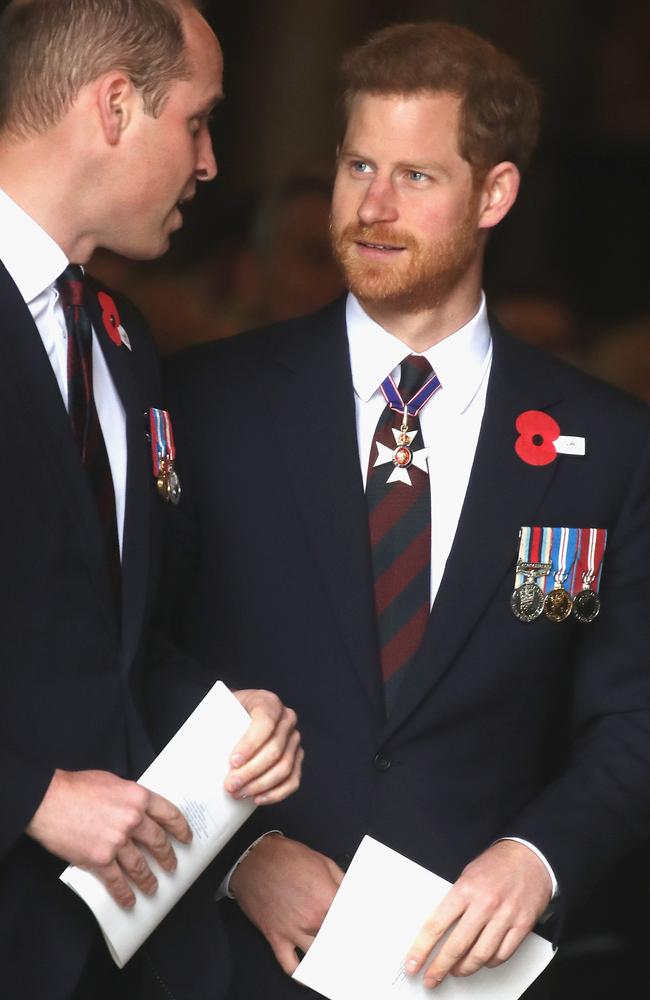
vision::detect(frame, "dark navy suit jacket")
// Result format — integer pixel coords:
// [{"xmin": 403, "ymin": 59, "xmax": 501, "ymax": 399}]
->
[
  {"xmin": 164, "ymin": 297, "xmax": 650, "ymax": 999},
  {"xmin": 0, "ymin": 261, "xmax": 229, "ymax": 1000}
]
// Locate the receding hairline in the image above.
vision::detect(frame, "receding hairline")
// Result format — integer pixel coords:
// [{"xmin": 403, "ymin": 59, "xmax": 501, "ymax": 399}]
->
[{"xmin": 0, "ymin": 0, "xmax": 217, "ymax": 138}]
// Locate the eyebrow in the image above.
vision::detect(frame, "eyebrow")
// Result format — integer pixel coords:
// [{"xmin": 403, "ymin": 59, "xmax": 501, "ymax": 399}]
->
[
  {"xmin": 339, "ymin": 148, "xmax": 451, "ymax": 178},
  {"xmin": 198, "ymin": 91, "xmax": 225, "ymax": 115}
]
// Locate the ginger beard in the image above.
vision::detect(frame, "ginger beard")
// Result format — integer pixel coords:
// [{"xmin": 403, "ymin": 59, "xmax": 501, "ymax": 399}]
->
[{"xmin": 331, "ymin": 194, "xmax": 481, "ymax": 314}]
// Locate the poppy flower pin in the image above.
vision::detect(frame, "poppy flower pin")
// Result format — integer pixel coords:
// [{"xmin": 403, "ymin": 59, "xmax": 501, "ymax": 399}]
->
[
  {"xmin": 515, "ymin": 410, "xmax": 585, "ymax": 466},
  {"xmin": 97, "ymin": 291, "xmax": 131, "ymax": 350}
]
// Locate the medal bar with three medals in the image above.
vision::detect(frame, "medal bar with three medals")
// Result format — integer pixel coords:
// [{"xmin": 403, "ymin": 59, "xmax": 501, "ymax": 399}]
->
[
  {"xmin": 372, "ymin": 362, "xmax": 441, "ymax": 485},
  {"xmin": 149, "ymin": 407, "xmax": 181, "ymax": 505},
  {"xmin": 511, "ymin": 526, "xmax": 552, "ymax": 622},
  {"xmin": 544, "ymin": 526, "xmax": 577, "ymax": 622},
  {"xmin": 573, "ymin": 527, "xmax": 605, "ymax": 622}
]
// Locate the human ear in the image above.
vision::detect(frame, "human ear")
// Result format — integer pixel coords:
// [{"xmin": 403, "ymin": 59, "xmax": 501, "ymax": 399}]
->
[
  {"xmin": 477, "ymin": 162, "xmax": 520, "ymax": 230},
  {"xmin": 96, "ymin": 73, "xmax": 135, "ymax": 145}
]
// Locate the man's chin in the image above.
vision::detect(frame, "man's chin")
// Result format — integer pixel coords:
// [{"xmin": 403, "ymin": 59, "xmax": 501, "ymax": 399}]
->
[{"xmin": 346, "ymin": 273, "xmax": 412, "ymax": 309}]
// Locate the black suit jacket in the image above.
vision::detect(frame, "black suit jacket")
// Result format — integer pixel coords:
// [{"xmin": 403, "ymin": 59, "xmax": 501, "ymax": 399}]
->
[
  {"xmin": 0, "ymin": 261, "xmax": 229, "ymax": 1000},
  {"xmin": 164, "ymin": 297, "xmax": 650, "ymax": 999}
]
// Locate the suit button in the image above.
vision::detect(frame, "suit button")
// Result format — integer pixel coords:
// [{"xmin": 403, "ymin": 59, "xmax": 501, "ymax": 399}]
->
[{"xmin": 374, "ymin": 752, "xmax": 392, "ymax": 772}]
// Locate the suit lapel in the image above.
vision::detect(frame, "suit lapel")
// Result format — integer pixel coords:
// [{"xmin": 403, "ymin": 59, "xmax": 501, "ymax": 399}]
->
[
  {"xmin": 84, "ymin": 286, "xmax": 151, "ymax": 668},
  {"xmin": 386, "ymin": 324, "xmax": 565, "ymax": 736},
  {"xmin": 0, "ymin": 262, "xmax": 116, "ymax": 629},
  {"xmin": 258, "ymin": 300, "xmax": 386, "ymax": 721}
]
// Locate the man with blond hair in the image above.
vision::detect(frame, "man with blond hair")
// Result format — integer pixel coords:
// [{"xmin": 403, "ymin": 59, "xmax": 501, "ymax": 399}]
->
[
  {"xmin": 0, "ymin": 2, "xmax": 303, "ymax": 998},
  {"xmin": 165, "ymin": 20, "xmax": 650, "ymax": 1000}
]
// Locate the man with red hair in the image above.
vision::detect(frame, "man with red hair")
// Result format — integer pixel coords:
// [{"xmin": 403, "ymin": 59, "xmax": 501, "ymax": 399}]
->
[{"xmin": 166, "ymin": 21, "xmax": 650, "ymax": 1000}]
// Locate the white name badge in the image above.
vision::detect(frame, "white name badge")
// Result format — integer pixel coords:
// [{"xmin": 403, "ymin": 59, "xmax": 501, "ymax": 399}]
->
[{"xmin": 554, "ymin": 435, "xmax": 585, "ymax": 456}]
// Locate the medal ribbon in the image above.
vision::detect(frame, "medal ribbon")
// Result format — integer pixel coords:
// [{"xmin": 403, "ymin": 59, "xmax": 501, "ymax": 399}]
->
[
  {"xmin": 515, "ymin": 526, "xmax": 548, "ymax": 587},
  {"xmin": 515, "ymin": 526, "xmax": 540, "ymax": 586},
  {"xmin": 149, "ymin": 407, "xmax": 176, "ymax": 476},
  {"xmin": 547, "ymin": 527, "xmax": 579, "ymax": 593},
  {"xmin": 575, "ymin": 527, "xmax": 607, "ymax": 592},
  {"xmin": 380, "ymin": 362, "xmax": 442, "ymax": 417},
  {"xmin": 515, "ymin": 527, "xmax": 532, "ymax": 587},
  {"xmin": 540, "ymin": 527, "xmax": 553, "ymax": 588}
]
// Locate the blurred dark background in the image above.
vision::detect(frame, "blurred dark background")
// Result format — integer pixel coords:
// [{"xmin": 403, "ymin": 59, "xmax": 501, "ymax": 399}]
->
[{"xmin": 88, "ymin": 0, "xmax": 650, "ymax": 399}]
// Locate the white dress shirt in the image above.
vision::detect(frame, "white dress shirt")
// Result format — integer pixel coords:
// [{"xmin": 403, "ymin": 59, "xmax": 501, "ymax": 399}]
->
[
  {"xmin": 347, "ymin": 292, "xmax": 557, "ymax": 897},
  {"xmin": 0, "ymin": 187, "xmax": 127, "ymax": 553},
  {"xmin": 347, "ymin": 292, "xmax": 492, "ymax": 608}
]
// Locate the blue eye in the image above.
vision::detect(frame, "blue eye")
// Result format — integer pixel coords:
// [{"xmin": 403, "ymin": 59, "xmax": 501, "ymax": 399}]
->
[
  {"xmin": 408, "ymin": 170, "xmax": 427, "ymax": 182},
  {"xmin": 352, "ymin": 161, "xmax": 371, "ymax": 173}
]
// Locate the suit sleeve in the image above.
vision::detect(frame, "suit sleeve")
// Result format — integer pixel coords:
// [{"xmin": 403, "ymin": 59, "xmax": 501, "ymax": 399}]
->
[{"xmin": 0, "ymin": 745, "xmax": 55, "ymax": 861}]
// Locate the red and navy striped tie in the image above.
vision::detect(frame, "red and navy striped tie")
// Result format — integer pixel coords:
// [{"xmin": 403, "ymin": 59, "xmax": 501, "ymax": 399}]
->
[
  {"xmin": 57, "ymin": 265, "xmax": 121, "ymax": 606},
  {"xmin": 366, "ymin": 355, "xmax": 434, "ymax": 709}
]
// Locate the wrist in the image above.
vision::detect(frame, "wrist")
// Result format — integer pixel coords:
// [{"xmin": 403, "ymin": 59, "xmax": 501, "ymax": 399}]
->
[{"xmin": 228, "ymin": 830, "xmax": 284, "ymax": 900}]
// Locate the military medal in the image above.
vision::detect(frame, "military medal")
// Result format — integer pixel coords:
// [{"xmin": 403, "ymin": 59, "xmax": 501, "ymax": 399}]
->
[
  {"xmin": 544, "ymin": 586, "xmax": 572, "ymax": 622},
  {"xmin": 511, "ymin": 577, "xmax": 546, "ymax": 622},
  {"xmin": 511, "ymin": 528, "xmax": 552, "ymax": 622},
  {"xmin": 572, "ymin": 528, "xmax": 607, "ymax": 623},
  {"xmin": 149, "ymin": 407, "xmax": 181, "ymax": 505},
  {"xmin": 373, "ymin": 362, "xmax": 441, "ymax": 486},
  {"xmin": 373, "ymin": 422, "xmax": 430, "ymax": 485},
  {"xmin": 572, "ymin": 587, "xmax": 600, "ymax": 623},
  {"xmin": 512, "ymin": 525, "xmax": 607, "ymax": 624},
  {"xmin": 511, "ymin": 560, "xmax": 552, "ymax": 622},
  {"xmin": 544, "ymin": 527, "xmax": 576, "ymax": 622}
]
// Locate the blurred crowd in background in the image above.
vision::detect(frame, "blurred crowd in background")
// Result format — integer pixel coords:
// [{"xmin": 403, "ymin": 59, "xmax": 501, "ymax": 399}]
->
[{"xmin": 88, "ymin": 0, "xmax": 649, "ymax": 402}]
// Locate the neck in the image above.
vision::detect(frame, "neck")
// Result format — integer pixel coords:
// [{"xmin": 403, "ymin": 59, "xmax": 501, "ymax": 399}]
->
[
  {"xmin": 359, "ymin": 289, "xmax": 483, "ymax": 352},
  {"xmin": 0, "ymin": 133, "xmax": 97, "ymax": 263}
]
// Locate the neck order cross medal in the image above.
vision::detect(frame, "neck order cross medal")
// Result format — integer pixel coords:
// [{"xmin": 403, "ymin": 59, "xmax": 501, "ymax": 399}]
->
[{"xmin": 372, "ymin": 361, "xmax": 441, "ymax": 486}]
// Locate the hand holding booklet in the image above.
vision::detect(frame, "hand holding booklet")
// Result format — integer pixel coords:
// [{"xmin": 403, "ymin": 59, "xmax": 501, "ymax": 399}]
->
[
  {"xmin": 60, "ymin": 681, "xmax": 256, "ymax": 968},
  {"xmin": 294, "ymin": 836, "xmax": 555, "ymax": 1000}
]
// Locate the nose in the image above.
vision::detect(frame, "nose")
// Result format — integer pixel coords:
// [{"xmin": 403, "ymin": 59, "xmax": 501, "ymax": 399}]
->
[
  {"xmin": 357, "ymin": 177, "xmax": 399, "ymax": 226},
  {"xmin": 196, "ymin": 129, "xmax": 218, "ymax": 182}
]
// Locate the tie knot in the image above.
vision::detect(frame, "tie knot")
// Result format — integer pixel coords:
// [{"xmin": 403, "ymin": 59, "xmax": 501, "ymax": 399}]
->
[
  {"xmin": 399, "ymin": 354, "xmax": 434, "ymax": 400},
  {"xmin": 57, "ymin": 264, "xmax": 85, "ymax": 308}
]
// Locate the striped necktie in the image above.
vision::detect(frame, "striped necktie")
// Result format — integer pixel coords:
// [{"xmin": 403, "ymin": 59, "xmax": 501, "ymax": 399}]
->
[
  {"xmin": 366, "ymin": 355, "xmax": 435, "ymax": 709},
  {"xmin": 57, "ymin": 265, "xmax": 121, "ymax": 606}
]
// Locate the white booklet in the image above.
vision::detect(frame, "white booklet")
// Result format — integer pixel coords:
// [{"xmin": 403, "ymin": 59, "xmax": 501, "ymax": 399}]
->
[
  {"xmin": 294, "ymin": 836, "xmax": 555, "ymax": 1000},
  {"xmin": 60, "ymin": 680, "xmax": 256, "ymax": 967}
]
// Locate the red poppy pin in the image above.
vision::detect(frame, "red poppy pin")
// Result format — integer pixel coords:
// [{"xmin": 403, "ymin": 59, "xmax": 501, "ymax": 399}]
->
[
  {"xmin": 515, "ymin": 411, "xmax": 587, "ymax": 465},
  {"xmin": 97, "ymin": 291, "xmax": 131, "ymax": 350},
  {"xmin": 515, "ymin": 410, "xmax": 560, "ymax": 466}
]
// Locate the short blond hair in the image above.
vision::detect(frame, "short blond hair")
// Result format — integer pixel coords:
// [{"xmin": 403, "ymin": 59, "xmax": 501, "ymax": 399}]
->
[{"xmin": 0, "ymin": 0, "xmax": 200, "ymax": 137}]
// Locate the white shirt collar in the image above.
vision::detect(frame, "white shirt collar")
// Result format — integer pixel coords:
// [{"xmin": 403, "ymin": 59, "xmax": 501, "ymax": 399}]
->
[
  {"xmin": 0, "ymin": 187, "xmax": 68, "ymax": 304},
  {"xmin": 346, "ymin": 291, "xmax": 492, "ymax": 414}
]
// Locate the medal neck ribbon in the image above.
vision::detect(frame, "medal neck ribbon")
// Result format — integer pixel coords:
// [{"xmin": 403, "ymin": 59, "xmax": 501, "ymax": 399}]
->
[{"xmin": 380, "ymin": 364, "xmax": 442, "ymax": 419}]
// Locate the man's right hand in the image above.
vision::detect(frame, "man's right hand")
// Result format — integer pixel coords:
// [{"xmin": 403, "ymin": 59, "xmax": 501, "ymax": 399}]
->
[
  {"xmin": 229, "ymin": 835, "xmax": 344, "ymax": 974},
  {"xmin": 26, "ymin": 768, "xmax": 192, "ymax": 908}
]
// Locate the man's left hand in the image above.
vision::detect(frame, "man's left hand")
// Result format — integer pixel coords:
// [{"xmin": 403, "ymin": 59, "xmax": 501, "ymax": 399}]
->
[
  {"xmin": 405, "ymin": 840, "xmax": 552, "ymax": 989},
  {"xmin": 225, "ymin": 690, "xmax": 303, "ymax": 805}
]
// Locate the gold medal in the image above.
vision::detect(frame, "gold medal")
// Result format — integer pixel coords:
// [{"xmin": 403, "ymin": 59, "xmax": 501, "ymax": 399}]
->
[
  {"xmin": 157, "ymin": 457, "xmax": 181, "ymax": 505},
  {"xmin": 544, "ymin": 586, "xmax": 573, "ymax": 622}
]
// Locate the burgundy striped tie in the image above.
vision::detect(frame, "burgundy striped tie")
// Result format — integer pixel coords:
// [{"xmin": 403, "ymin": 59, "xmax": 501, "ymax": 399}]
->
[
  {"xmin": 367, "ymin": 355, "xmax": 434, "ymax": 709},
  {"xmin": 57, "ymin": 265, "xmax": 121, "ymax": 606}
]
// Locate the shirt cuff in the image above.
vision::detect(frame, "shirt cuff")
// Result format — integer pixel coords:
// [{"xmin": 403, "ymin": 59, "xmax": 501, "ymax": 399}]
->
[
  {"xmin": 216, "ymin": 830, "xmax": 284, "ymax": 901},
  {"xmin": 498, "ymin": 837, "xmax": 558, "ymax": 898}
]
